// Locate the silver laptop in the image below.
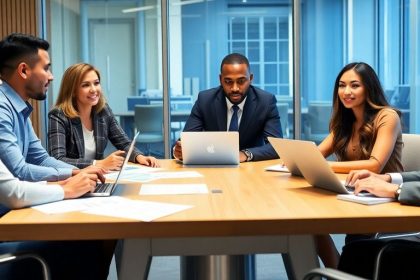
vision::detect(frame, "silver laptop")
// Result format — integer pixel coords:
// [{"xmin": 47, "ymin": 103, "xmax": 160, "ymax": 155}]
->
[
  {"xmin": 267, "ymin": 137, "xmax": 302, "ymax": 176},
  {"xmin": 268, "ymin": 137, "xmax": 354, "ymax": 194},
  {"xmin": 181, "ymin": 131, "xmax": 239, "ymax": 166},
  {"xmin": 85, "ymin": 131, "xmax": 139, "ymax": 197}
]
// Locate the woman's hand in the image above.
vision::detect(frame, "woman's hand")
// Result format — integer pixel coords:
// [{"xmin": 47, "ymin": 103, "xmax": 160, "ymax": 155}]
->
[
  {"xmin": 136, "ymin": 155, "xmax": 160, "ymax": 167},
  {"xmin": 96, "ymin": 150, "xmax": 126, "ymax": 170}
]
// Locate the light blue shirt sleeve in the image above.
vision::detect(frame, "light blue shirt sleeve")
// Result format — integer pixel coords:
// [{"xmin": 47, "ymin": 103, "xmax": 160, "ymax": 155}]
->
[
  {"xmin": 0, "ymin": 84, "xmax": 74, "ymax": 182},
  {"xmin": 0, "ymin": 160, "xmax": 64, "ymax": 209}
]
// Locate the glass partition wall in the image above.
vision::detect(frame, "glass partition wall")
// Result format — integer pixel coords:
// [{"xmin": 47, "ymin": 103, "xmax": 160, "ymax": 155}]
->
[{"xmin": 45, "ymin": 0, "xmax": 420, "ymax": 158}]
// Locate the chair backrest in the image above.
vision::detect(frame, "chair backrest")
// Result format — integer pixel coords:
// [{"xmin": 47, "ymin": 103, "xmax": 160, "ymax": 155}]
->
[
  {"xmin": 308, "ymin": 102, "xmax": 332, "ymax": 134},
  {"xmin": 402, "ymin": 133, "xmax": 420, "ymax": 171},
  {"xmin": 389, "ymin": 85, "xmax": 410, "ymax": 109},
  {"xmin": 276, "ymin": 103, "xmax": 289, "ymax": 137},
  {"xmin": 134, "ymin": 104, "xmax": 163, "ymax": 134}
]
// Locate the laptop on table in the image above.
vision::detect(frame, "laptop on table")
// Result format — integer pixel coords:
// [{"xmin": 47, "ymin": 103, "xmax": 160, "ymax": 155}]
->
[
  {"xmin": 181, "ymin": 131, "xmax": 239, "ymax": 166},
  {"xmin": 85, "ymin": 131, "xmax": 139, "ymax": 197},
  {"xmin": 268, "ymin": 137, "xmax": 355, "ymax": 194}
]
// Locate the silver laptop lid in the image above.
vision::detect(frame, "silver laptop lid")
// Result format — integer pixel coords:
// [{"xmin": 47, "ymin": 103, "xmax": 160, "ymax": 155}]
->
[
  {"xmin": 181, "ymin": 131, "xmax": 239, "ymax": 165},
  {"xmin": 85, "ymin": 131, "xmax": 139, "ymax": 197},
  {"xmin": 268, "ymin": 137, "xmax": 302, "ymax": 176},
  {"xmin": 112, "ymin": 131, "xmax": 139, "ymax": 185},
  {"xmin": 268, "ymin": 138, "xmax": 350, "ymax": 194}
]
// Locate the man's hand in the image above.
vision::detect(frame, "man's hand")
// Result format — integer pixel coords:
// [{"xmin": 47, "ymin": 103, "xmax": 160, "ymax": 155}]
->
[
  {"xmin": 345, "ymin": 169, "xmax": 390, "ymax": 186},
  {"xmin": 74, "ymin": 166, "xmax": 107, "ymax": 183},
  {"xmin": 58, "ymin": 172, "xmax": 98, "ymax": 199},
  {"xmin": 353, "ymin": 176, "xmax": 399, "ymax": 198},
  {"xmin": 239, "ymin": 151, "xmax": 247, "ymax": 162},
  {"xmin": 96, "ymin": 150, "xmax": 125, "ymax": 170},
  {"xmin": 173, "ymin": 141, "xmax": 183, "ymax": 160},
  {"xmin": 136, "ymin": 155, "xmax": 160, "ymax": 167}
]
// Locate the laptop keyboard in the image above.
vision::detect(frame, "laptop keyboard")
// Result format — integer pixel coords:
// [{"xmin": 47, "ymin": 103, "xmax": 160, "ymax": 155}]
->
[
  {"xmin": 345, "ymin": 185, "xmax": 355, "ymax": 192},
  {"xmin": 94, "ymin": 182, "xmax": 114, "ymax": 193}
]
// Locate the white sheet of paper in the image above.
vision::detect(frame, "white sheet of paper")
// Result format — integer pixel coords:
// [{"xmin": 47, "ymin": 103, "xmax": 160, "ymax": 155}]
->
[
  {"xmin": 107, "ymin": 170, "xmax": 203, "ymax": 182},
  {"xmin": 337, "ymin": 194, "xmax": 395, "ymax": 205},
  {"xmin": 264, "ymin": 164, "xmax": 290, "ymax": 172},
  {"xmin": 139, "ymin": 183, "xmax": 208, "ymax": 195},
  {"xmin": 82, "ymin": 199, "xmax": 193, "ymax": 221},
  {"xmin": 105, "ymin": 165, "xmax": 162, "ymax": 180},
  {"xmin": 32, "ymin": 197, "xmax": 125, "ymax": 214}
]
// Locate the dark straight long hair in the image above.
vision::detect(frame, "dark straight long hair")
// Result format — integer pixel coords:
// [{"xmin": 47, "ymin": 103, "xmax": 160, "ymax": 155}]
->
[{"xmin": 330, "ymin": 62, "xmax": 400, "ymax": 160}]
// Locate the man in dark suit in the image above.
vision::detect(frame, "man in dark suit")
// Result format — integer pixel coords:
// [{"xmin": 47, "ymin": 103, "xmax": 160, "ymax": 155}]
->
[
  {"xmin": 337, "ymin": 169, "xmax": 420, "ymax": 279},
  {"xmin": 173, "ymin": 53, "xmax": 283, "ymax": 162}
]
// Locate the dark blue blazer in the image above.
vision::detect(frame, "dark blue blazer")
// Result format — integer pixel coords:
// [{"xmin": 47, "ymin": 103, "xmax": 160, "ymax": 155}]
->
[{"xmin": 183, "ymin": 85, "xmax": 283, "ymax": 161}]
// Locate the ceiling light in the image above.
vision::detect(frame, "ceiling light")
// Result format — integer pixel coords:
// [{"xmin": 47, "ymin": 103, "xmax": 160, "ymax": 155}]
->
[
  {"xmin": 172, "ymin": 0, "xmax": 204, "ymax": 6},
  {"xmin": 122, "ymin": 5, "xmax": 155, "ymax": 13}
]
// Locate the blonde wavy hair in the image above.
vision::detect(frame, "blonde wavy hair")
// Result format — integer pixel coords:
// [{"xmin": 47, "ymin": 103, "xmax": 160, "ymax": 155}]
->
[{"xmin": 54, "ymin": 63, "xmax": 106, "ymax": 118}]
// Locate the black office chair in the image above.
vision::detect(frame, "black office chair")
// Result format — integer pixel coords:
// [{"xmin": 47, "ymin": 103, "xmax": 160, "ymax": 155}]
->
[
  {"xmin": 305, "ymin": 239, "xmax": 420, "ymax": 280},
  {"xmin": 303, "ymin": 267, "xmax": 366, "ymax": 280},
  {"xmin": 0, "ymin": 252, "xmax": 50, "ymax": 280}
]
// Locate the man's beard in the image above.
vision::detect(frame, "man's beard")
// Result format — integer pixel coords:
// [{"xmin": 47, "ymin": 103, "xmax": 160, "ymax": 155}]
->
[{"xmin": 28, "ymin": 91, "xmax": 47, "ymax": 101}]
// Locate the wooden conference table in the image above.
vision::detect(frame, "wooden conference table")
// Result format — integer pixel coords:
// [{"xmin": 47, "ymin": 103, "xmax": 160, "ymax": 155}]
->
[{"xmin": 2, "ymin": 160, "xmax": 420, "ymax": 280}]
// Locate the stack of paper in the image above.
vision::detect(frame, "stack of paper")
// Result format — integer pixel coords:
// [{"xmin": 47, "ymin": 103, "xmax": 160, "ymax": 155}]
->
[{"xmin": 337, "ymin": 194, "xmax": 395, "ymax": 205}]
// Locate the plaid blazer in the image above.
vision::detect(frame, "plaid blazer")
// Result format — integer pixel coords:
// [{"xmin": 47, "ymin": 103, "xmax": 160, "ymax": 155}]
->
[{"xmin": 48, "ymin": 104, "xmax": 142, "ymax": 168}]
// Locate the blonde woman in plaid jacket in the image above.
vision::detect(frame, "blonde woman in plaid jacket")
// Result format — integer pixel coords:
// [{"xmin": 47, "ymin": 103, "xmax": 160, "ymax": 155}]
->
[{"xmin": 48, "ymin": 63, "xmax": 159, "ymax": 170}]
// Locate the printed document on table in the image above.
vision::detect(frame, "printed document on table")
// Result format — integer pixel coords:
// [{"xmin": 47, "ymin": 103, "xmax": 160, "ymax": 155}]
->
[
  {"xmin": 82, "ymin": 199, "xmax": 193, "ymax": 221},
  {"xmin": 105, "ymin": 165, "xmax": 161, "ymax": 180},
  {"xmin": 139, "ymin": 183, "xmax": 208, "ymax": 195},
  {"xmin": 32, "ymin": 197, "xmax": 125, "ymax": 214},
  {"xmin": 264, "ymin": 164, "xmax": 290, "ymax": 172},
  {"xmin": 107, "ymin": 170, "xmax": 203, "ymax": 182}
]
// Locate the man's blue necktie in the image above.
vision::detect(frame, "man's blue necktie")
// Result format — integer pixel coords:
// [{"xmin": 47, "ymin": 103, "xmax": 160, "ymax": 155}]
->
[{"xmin": 229, "ymin": 105, "xmax": 239, "ymax": 131}]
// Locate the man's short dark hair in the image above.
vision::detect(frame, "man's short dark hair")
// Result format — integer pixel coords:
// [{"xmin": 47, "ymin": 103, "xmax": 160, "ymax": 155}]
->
[
  {"xmin": 220, "ymin": 53, "xmax": 250, "ymax": 73},
  {"xmin": 0, "ymin": 33, "xmax": 50, "ymax": 75}
]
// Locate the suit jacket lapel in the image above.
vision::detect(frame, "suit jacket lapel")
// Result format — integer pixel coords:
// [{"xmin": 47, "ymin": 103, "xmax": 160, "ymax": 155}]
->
[
  {"xmin": 71, "ymin": 118, "xmax": 85, "ymax": 158},
  {"xmin": 215, "ymin": 88, "xmax": 228, "ymax": 131},
  {"xmin": 93, "ymin": 113, "xmax": 106, "ymax": 158},
  {"xmin": 239, "ymin": 87, "xmax": 256, "ymax": 133}
]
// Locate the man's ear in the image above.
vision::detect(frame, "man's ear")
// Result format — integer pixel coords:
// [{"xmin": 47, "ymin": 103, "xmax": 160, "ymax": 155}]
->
[{"xmin": 17, "ymin": 62, "xmax": 28, "ymax": 79}]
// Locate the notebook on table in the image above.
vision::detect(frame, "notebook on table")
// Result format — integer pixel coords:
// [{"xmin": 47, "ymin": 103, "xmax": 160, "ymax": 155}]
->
[
  {"xmin": 181, "ymin": 131, "xmax": 239, "ymax": 166},
  {"xmin": 267, "ymin": 137, "xmax": 358, "ymax": 194},
  {"xmin": 85, "ymin": 131, "xmax": 139, "ymax": 197}
]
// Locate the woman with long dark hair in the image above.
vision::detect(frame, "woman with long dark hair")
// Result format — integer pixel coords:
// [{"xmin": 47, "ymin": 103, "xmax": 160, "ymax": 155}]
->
[
  {"xmin": 316, "ymin": 62, "xmax": 404, "ymax": 268},
  {"xmin": 319, "ymin": 62, "xmax": 403, "ymax": 173}
]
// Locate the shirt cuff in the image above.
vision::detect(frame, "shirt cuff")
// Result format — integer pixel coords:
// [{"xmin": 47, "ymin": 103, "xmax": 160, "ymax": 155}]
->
[
  {"xmin": 57, "ymin": 168, "xmax": 74, "ymax": 181},
  {"xmin": 387, "ymin": 172, "xmax": 403, "ymax": 184}
]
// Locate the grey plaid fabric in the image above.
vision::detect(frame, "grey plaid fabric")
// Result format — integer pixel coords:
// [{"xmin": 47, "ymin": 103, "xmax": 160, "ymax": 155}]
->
[{"xmin": 48, "ymin": 104, "xmax": 143, "ymax": 168}]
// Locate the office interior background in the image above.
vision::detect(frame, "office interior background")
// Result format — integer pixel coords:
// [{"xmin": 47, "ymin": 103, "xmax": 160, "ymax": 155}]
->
[
  {"xmin": 0, "ymin": 1, "xmax": 418, "ymax": 279},
  {"xmin": 43, "ymin": 0, "xmax": 420, "ymax": 158},
  {"xmin": 2, "ymin": 0, "xmax": 420, "ymax": 156}
]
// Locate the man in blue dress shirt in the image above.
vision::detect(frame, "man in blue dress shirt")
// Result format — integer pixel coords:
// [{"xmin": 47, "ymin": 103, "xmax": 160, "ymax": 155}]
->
[
  {"xmin": 0, "ymin": 33, "xmax": 112, "ymax": 280},
  {"xmin": 0, "ymin": 33, "xmax": 98, "ymax": 182}
]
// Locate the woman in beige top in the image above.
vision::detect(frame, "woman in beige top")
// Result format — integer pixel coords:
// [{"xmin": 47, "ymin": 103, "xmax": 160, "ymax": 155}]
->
[
  {"xmin": 316, "ymin": 62, "xmax": 404, "ymax": 268},
  {"xmin": 319, "ymin": 63, "xmax": 403, "ymax": 174}
]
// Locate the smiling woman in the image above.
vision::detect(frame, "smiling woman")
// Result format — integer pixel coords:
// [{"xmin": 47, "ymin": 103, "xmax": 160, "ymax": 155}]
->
[
  {"xmin": 47, "ymin": 63, "xmax": 160, "ymax": 170},
  {"xmin": 318, "ymin": 62, "xmax": 403, "ymax": 175},
  {"xmin": 316, "ymin": 62, "xmax": 405, "ymax": 269}
]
